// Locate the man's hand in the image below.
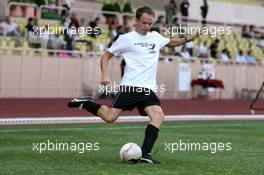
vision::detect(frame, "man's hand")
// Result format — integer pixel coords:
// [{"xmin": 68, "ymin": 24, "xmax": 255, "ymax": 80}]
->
[
  {"xmin": 184, "ymin": 29, "xmax": 204, "ymax": 42},
  {"xmin": 101, "ymin": 76, "xmax": 111, "ymax": 86},
  {"xmin": 167, "ymin": 28, "xmax": 204, "ymax": 47}
]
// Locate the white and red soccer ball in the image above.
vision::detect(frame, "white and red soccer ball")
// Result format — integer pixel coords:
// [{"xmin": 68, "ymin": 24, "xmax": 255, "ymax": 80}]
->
[{"xmin": 120, "ymin": 143, "xmax": 142, "ymax": 163}]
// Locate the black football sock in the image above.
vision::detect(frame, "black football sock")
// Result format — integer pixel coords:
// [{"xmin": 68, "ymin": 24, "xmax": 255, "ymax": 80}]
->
[
  {"xmin": 141, "ymin": 124, "xmax": 159, "ymax": 156},
  {"xmin": 82, "ymin": 101, "xmax": 101, "ymax": 116}
]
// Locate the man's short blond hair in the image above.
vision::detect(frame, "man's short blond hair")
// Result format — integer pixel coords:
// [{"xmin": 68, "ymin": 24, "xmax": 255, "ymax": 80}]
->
[{"xmin": 136, "ymin": 6, "xmax": 155, "ymax": 20}]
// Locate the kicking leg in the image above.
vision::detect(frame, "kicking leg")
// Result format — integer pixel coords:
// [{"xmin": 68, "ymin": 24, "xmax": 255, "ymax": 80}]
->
[
  {"xmin": 97, "ymin": 105, "xmax": 122, "ymax": 123},
  {"xmin": 68, "ymin": 97, "xmax": 122, "ymax": 123}
]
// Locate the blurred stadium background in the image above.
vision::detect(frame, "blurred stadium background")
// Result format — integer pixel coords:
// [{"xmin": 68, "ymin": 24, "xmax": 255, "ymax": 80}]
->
[
  {"xmin": 0, "ymin": 0, "xmax": 264, "ymax": 174},
  {"xmin": 0, "ymin": 0, "xmax": 264, "ymax": 116}
]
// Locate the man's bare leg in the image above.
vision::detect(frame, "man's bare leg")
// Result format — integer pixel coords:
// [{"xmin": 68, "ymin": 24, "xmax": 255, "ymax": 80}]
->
[
  {"xmin": 139, "ymin": 105, "xmax": 165, "ymax": 164},
  {"xmin": 68, "ymin": 97, "xmax": 122, "ymax": 123},
  {"xmin": 97, "ymin": 105, "xmax": 122, "ymax": 123}
]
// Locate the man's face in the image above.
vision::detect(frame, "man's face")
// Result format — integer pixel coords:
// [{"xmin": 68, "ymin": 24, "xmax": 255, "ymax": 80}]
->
[{"xmin": 136, "ymin": 13, "xmax": 153, "ymax": 35}]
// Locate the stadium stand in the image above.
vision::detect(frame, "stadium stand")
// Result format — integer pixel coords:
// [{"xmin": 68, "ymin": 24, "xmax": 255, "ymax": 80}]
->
[
  {"xmin": 0, "ymin": 1, "xmax": 262, "ymax": 59},
  {"xmin": 0, "ymin": 0, "xmax": 264, "ymax": 98}
]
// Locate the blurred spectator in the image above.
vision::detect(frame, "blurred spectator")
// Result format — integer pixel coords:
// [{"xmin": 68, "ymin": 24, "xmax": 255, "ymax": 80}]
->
[
  {"xmin": 80, "ymin": 18, "xmax": 86, "ymax": 27},
  {"xmin": 86, "ymin": 41, "xmax": 96, "ymax": 52},
  {"xmin": 25, "ymin": 17, "xmax": 35, "ymax": 34},
  {"xmin": 257, "ymin": 35, "xmax": 264, "ymax": 48},
  {"xmin": 152, "ymin": 15, "xmax": 165, "ymax": 33},
  {"xmin": 70, "ymin": 13, "xmax": 80, "ymax": 29},
  {"xmin": 209, "ymin": 38, "xmax": 219, "ymax": 58},
  {"xmin": 165, "ymin": 0, "xmax": 177, "ymax": 25},
  {"xmin": 173, "ymin": 44, "xmax": 182, "ymax": 56},
  {"xmin": 108, "ymin": 25, "xmax": 131, "ymax": 48},
  {"xmin": 108, "ymin": 24, "xmax": 118, "ymax": 41},
  {"xmin": 245, "ymin": 50, "xmax": 256, "ymax": 64},
  {"xmin": 180, "ymin": 45, "xmax": 191, "ymax": 60},
  {"xmin": 185, "ymin": 41, "xmax": 193, "ymax": 56},
  {"xmin": 34, "ymin": 18, "xmax": 39, "ymax": 27},
  {"xmin": 64, "ymin": 22, "xmax": 76, "ymax": 56},
  {"xmin": 61, "ymin": 0, "xmax": 74, "ymax": 17},
  {"xmin": 62, "ymin": 12, "xmax": 71, "ymax": 28},
  {"xmin": 89, "ymin": 17, "xmax": 101, "ymax": 38},
  {"xmin": 173, "ymin": 16, "xmax": 180, "ymax": 27},
  {"xmin": 89, "ymin": 17, "xmax": 100, "ymax": 29},
  {"xmin": 248, "ymin": 25, "xmax": 256, "ymax": 39},
  {"xmin": 108, "ymin": 25, "xmax": 124, "ymax": 47},
  {"xmin": 0, "ymin": 16, "xmax": 20, "ymax": 41},
  {"xmin": 199, "ymin": 41, "xmax": 209, "ymax": 58},
  {"xmin": 220, "ymin": 49, "xmax": 230, "ymax": 63},
  {"xmin": 164, "ymin": 6, "xmax": 169, "ymax": 24},
  {"xmin": 236, "ymin": 50, "xmax": 246, "ymax": 63},
  {"xmin": 49, "ymin": 34, "xmax": 66, "ymax": 50},
  {"xmin": 241, "ymin": 25, "xmax": 251, "ymax": 38},
  {"xmin": 180, "ymin": 0, "xmax": 190, "ymax": 25},
  {"xmin": 25, "ymin": 17, "xmax": 38, "ymax": 43},
  {"xmin": 227, "ymin": 50, "xmax": 231, "ymax": 60},
  {"xmin": 200, "ymin": 0, "xmax": 209, "ymax": 26}
]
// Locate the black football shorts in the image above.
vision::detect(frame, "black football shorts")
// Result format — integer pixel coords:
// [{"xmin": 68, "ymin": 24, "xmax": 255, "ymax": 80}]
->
[{"xmin": 111, "ymin": 86, "xmax": 161, "ymax": 116}]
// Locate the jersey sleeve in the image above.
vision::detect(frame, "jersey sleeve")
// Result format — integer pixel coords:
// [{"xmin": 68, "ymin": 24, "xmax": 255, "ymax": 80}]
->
[
  {"xmin": 156, "ymin": 32, "xmax": 170, "ymax": 49},
  {"xmin": 107, "ymin": 35, "xmax": 126, "ymax": 56}
]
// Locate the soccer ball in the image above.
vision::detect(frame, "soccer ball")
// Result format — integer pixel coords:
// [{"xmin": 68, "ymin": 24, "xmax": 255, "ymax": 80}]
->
[{"xmin": 120, "ymin": 143, "xmax": 142, "ymax": 163}]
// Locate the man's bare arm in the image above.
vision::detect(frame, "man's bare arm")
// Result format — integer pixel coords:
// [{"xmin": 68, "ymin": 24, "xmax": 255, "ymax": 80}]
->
[
  {"xmin": 166, "ymin": 32, "xmax": 202, "ymax": 47},
  {"xmin": 100, "ymin": 51, "xmax": 114, "ymax": 85}
]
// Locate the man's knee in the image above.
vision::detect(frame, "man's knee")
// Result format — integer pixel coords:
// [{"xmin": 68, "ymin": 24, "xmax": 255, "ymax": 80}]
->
[
  {"xmin": 104, "ymin": 115, "xmax": 117, "ymax": 123},
  {"xmin": 104, "ymin": 108, "xmax": 121, "ymax": 123},
  {"xmin": 145, "ymin": 106, "xmax": 165, "ymax": 123},
  {"xmin": 152, "ymin": 110, "xmax": 165, "ymax": 123}
]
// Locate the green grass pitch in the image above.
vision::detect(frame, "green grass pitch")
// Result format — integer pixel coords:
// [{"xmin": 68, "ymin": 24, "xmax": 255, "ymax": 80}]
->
[{"xmin": 0, "ymin": 121, "xmax": 263, "ymax": 175}]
